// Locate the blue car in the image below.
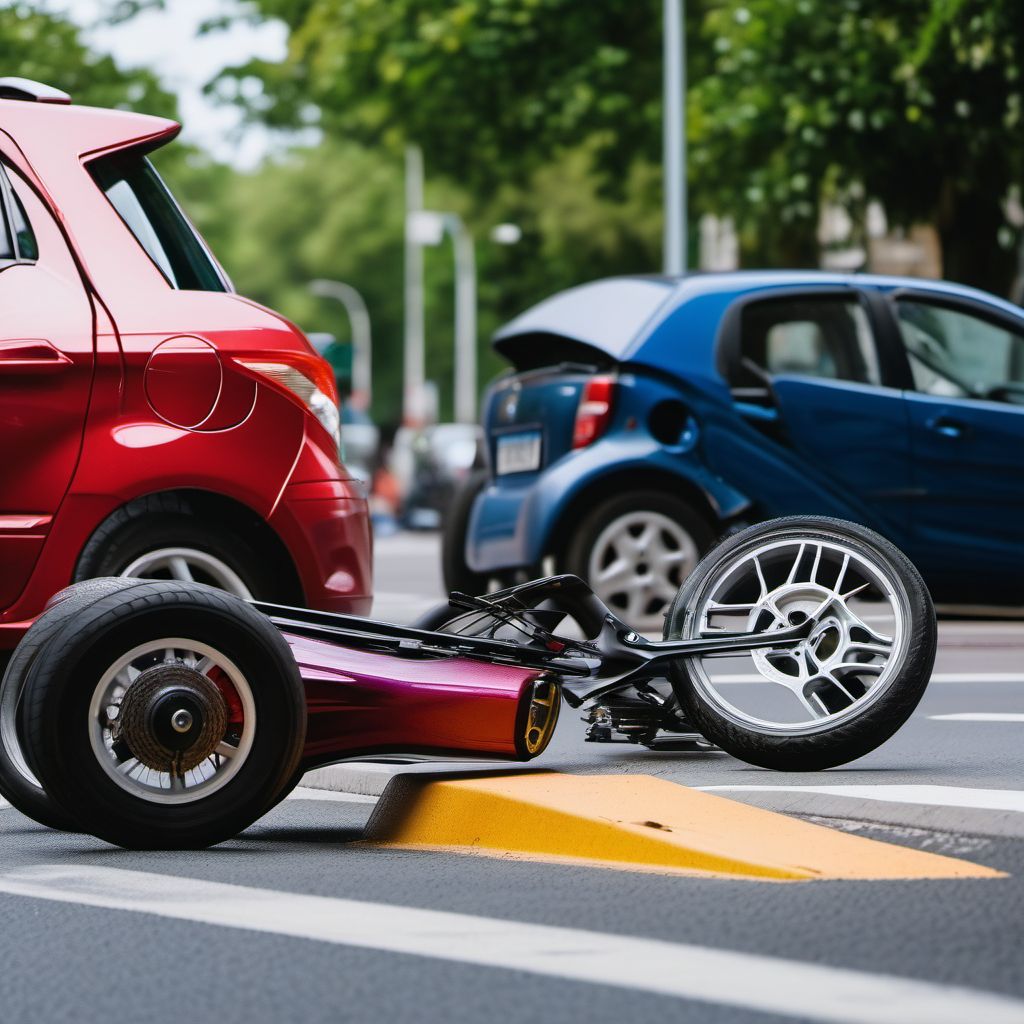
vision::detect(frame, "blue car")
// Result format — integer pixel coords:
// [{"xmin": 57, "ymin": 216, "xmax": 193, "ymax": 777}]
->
[{"xmin": 446, "ymin": 271, "xmax": 1024, "ymax": 630}]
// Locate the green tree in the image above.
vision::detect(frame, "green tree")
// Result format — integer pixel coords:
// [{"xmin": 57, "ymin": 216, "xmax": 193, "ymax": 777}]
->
[
  {"xmin": 220, "ymin": 0, "xmax": 677, "ymax": 191},
  {"xmin": 0, "ymin": 2, "xmax": 174, "ymax": 116},
  {"xmin": 691, "ymin": 0, "xmax": 1024, "ymax": 293}
]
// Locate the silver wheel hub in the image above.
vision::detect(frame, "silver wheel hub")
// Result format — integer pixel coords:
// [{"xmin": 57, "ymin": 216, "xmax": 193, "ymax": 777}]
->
[
  {"xmin": 117, "ymin": 665, "xmax": 227, "ymax": 773},
  {"xmin": 685, "ymin": 536, "xmax": 907, "ymax": 734},
  {"xmin": 171, "ymin": 709, "xmax": 193, "ymax": 734},
  {"xmin": 121, "ymin": 547, "xmax": 252, "ymax": 599},
  {"xmin": 588, "ymin": 510, "xmax": 699, "ymax": 632}
]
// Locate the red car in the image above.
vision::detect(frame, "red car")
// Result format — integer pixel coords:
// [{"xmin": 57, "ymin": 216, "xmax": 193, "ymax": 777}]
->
[{"xmin": 0, "ymin": 78, "xmax": 372, "ymax": 652}]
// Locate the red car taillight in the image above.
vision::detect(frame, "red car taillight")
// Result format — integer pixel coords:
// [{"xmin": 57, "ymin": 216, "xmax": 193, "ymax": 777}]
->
[
  {"xmin": 235, "ymin": 351, "xmax": 342, "ymax": 452},
  {"xmin": 572, "ymin": 375, "xmax": 615, "ymax": 449}
]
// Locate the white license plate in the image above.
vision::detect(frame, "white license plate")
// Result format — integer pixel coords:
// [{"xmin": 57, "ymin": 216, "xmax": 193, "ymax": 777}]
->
[{"xmin": 496, "ymin": 432, "xmax": 542, "ymax": 475}]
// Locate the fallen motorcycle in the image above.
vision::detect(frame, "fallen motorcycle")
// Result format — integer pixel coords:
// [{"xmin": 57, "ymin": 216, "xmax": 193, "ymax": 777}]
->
[{"xmin": 0, "ymin": 517, "xmax": 935, "ymax": 849}]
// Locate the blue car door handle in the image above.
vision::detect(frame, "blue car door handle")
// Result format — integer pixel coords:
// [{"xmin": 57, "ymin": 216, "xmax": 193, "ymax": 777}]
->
[{"xmin": 928, "ymin": 415, "xmax": 969, "ymax": 439}]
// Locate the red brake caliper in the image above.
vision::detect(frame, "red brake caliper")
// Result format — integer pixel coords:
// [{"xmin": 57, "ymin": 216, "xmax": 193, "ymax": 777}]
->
[{"xmin": 208, "ymin": 666, "xmax": 244, "ymax": 730}]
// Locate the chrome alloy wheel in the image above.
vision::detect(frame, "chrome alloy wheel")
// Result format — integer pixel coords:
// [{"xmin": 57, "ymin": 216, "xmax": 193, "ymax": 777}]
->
[
  {"xmin": 120, "ymin": 547, "xmax": 252, "ymax": 599},
  {"xmin": 683, "ymin": 536, "xmax": 908, "ymax": 734},
  {"xmin": 87, "ymin": 638, "xmax": 256, "ymax": 804},
  {"xmin": 588, "ymin": 510, "xmax": 699, "ymax": 632}
]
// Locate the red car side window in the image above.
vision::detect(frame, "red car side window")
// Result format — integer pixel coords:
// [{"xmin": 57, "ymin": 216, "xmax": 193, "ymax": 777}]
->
[{"xmin": 0, "ymin": 166, "xmax": 36, "ymax": 263}]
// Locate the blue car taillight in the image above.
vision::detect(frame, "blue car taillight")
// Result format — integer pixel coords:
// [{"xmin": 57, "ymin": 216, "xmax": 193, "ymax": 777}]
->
[{"xmin": 572, "ymin": 375, "xmax": 616, "ymax": 449}]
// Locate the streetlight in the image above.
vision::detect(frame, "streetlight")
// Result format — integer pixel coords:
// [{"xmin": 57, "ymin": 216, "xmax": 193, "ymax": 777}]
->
[
  {"xmin": 407, "ymin": 212, "xmax": 521, "ymax": 424},
  {"xmin": 407, "ymin": 209, "xmax": 477, "ymax": 424},
  {"xmin": 490, "ymin": 223, "xmax": 523, "ymax": 246},
  {"xmin": 404, "ymin": 145, "xmax": 426, "ymax": 425},
  {"xmin": 309, "ymin": 279, "xmax": 372, "ymax": 411},
  {"xmin": 664, "ymin": 0, "xmax": 687, "ymax": 275}
]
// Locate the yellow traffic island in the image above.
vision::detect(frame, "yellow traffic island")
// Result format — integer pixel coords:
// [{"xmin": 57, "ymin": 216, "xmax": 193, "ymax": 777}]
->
[{"xmin": 364, "ymin": 772, "xmax": 1005, "ymax": 881}]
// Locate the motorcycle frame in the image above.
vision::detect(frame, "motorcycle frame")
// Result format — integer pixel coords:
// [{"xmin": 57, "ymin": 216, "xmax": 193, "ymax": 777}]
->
[{"xmin": 254, "ymin": 574, "xmax": 814, "ymax": 709}]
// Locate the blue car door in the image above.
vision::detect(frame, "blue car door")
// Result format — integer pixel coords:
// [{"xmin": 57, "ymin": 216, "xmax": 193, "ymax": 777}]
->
[
  {"xmin": 713, "ymin": 288, "xmax": 913, "ymax": 540},
  {"xmin": 887, "ymin": 291, "xmax": 1024, "ymax": 604}
]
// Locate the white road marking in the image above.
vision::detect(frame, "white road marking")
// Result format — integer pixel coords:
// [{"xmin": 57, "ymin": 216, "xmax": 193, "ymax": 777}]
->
[
  {"xmin": 929, "ymin": 713, "xmax": 1024, "ymax": 723},
  {"xmin": 708, "ymin": 672, "xmax": 1024, "ymax": 684},
  {"xmin": 0, "ymin": 864, "xmax": 1020, "ymax": 1024},
  {"xmin": 701, "ymin": 785, "xmax": 1024, "ymax": 814},
  {"xmin": 286, "ymin": 786, "xmax": 377, "ymax": 804}
]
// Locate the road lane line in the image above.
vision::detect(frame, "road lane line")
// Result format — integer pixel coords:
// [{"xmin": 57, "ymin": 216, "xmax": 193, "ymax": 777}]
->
[
  {"xmin": 929, "ymin": 713, "xmax": 1024, "ymax": 723},
  {"xmin": 0, "ymin": 864, "xmax": 1019, "ymax": 1024},
  {"xmin": 701, "ymin": 785, "xmax": 1024, "ymax": 814},
  {"xmin": 708, "ymin": 673, "xmax": 1024, "ymax": 684}
]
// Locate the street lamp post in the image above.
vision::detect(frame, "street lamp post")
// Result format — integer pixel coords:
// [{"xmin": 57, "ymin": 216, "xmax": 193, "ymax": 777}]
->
[
  {"xmin": 406, "ymin": 209, "xmax": 477, "ymax": 424},
  {"xmin": 404, "ymin": 145, "xmax": 426, "ymax": 425},
  {"xmin": 663, "ymin": 0, "xmax": 687, "ymax": 275},
  {"xmin": 309, "ymin": 279, "xmax": 372, "ymax": 411},
  {"xmin": 407, "ymin": 212, "xmax": 522, "ymax": 425},
  {"xmin": 449, "ymin": 217, "xmax": 477, "ymax": 425}
]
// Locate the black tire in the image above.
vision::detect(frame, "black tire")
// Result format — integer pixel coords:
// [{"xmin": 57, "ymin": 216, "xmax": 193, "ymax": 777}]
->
[
  {"xmin": 0, "ymin": 577, "xmax": 148, "ymax": 831},
  {"xmin": 442, "ymin": 469, "xmax": 492, "ymax": 595},
  {"xmin": 412, "ymin": 601, "xmax": 462, "ymax": 632},
  {"xmin": 20, "ymin": 581, "xmax": 306, "ymax": 849},
  {"xmin": 564, "ymin": 490, "xmax": 713, "ymax": 631},
  {"xmin": 664, "ymin": 516, "xmax": 936, "ymax": 771},
  {"xmin": 75, "ymin": 494, "xmax": 280, "ymax": 600}
]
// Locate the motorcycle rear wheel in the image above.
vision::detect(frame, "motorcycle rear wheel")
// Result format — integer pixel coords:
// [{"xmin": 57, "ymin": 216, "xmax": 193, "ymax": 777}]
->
[{"xmin": 20, "ymin": 581, "xmax": 306, "ymax": 849}]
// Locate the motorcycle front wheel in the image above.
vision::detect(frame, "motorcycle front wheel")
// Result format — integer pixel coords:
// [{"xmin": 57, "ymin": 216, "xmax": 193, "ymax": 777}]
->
[{"xmin": 664, "ymin": 516, "xmax": 936, "ymax": 771}]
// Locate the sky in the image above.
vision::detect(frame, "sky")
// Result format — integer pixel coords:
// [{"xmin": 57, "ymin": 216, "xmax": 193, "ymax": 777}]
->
[{"xmin": 53, "ymin": 0, "xmax": 289, "ymax": 167}]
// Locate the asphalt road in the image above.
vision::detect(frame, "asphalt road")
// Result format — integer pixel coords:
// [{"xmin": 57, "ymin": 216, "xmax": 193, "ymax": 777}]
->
[{"xmin": 1, "ymin": 530, "xmax": 1023, "ymax": 1024}]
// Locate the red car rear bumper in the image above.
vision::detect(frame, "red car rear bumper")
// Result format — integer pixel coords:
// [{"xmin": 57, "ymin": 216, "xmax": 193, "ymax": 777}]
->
[{"xmin": 270, "ymin": 479, "xmax": 373, "ymax": 616}]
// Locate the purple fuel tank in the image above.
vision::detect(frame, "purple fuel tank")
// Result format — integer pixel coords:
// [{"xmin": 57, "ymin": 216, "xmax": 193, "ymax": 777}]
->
[{"xmin": 284, "ymin": 632, "xmax": 560, "ymax": 769}]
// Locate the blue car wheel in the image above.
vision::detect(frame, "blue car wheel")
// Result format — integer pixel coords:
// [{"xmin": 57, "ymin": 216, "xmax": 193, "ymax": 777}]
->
[{"xmin": 563, "ymin": 490, "xmax": 713, "ymax": 633}]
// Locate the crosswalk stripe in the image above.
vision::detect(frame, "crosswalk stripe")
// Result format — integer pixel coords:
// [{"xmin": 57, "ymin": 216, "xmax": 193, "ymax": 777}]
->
[
  {"xmin": 701, "ymin": 784, "xmax": 1024, "ymax": 814},
  {"xmin": 929, "ymin": 713, "xmax": 1024, "ymax": 723},
  {"xmin": 708, "ymin": 672, "xmax": 1024, "ymax": 684},
  {"xmin": 0, "ymin": 864, "xmax": 1020, "ymax": 1024}
]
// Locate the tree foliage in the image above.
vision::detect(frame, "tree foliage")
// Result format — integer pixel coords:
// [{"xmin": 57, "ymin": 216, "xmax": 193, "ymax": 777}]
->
[
  {"xmin": 0, "ymin": 3, "xmax": 175, "ymax": 117},
  {"xmin": 692, "ymin": 0, "xmax": 1024, "ymax": 290},
  {"xmin": 222, "ymin": 0, "xmax": 1023, "ymax": 294},
  {"xmin": 219, "ymin": 0, "xmax": 688, "ymax": 190}
]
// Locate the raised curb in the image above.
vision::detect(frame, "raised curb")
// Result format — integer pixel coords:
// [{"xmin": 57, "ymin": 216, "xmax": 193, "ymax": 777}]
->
[
  {"xmin": 361, "ymin": 771, "xmax": 1003, "ymax": 881},
  {"xmin": 299, "ymin": 765, "xmax": 1024, "ymax": 841},
  {"xmin": 299, "ymin": 760, "xmax": 533, "ymax": 798}
]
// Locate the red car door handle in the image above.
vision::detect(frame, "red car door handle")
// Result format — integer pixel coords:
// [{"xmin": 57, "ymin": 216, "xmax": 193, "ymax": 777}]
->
[{"xmin": 0, "ymin": 339, "xmax": 72, "ymax": 372}]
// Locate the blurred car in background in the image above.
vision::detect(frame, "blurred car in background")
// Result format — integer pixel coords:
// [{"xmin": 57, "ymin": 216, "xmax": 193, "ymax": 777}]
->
[
  {"xmin": 449, "ymin": 271, "xmax": 1024, "ymax": 630},
  {"xmin": 339, "ymin": 406, "xmax": 381, "ymax": 487},
  {"xmin": 391, "ymin": 423, "xmax": 483, "ymax": 530},
  {"xmin": 0, "ymin": 79, "xmax": 371, "ymax": 651},
  {"xmin": 307, "ymin": 332, "xmax": 380, "ymax": 486}
]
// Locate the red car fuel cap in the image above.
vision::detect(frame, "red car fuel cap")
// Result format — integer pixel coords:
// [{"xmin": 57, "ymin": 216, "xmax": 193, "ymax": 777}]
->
[{"xmin": 144, "ymin": 335, "xmax": 222, "ymax": 429}]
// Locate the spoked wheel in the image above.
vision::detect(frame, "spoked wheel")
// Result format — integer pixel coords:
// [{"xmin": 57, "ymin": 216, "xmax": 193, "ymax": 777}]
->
[
  {"xmin": 87, "ymin": 637, "xmax": 256, "ymax": 803},
  {"xmin": 120, "ymin": 547, "xmax": 253, "ymax": 598},
  {"xmin": 20, "ymin": 581, "xmax": 306, "ymax": 848},
  {"xmin": 664, "ymin": 516, "xmax": 936, "ymax": 771}
]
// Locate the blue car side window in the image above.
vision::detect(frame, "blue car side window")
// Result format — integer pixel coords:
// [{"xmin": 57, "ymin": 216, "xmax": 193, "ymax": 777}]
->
[
  {"xmin": 895, "ymin": 300, "xmax": 1024, "ymax": 403},
  {"xmin": 738, "ymin": 297, "xmax": 881, "ymax": 387}
]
